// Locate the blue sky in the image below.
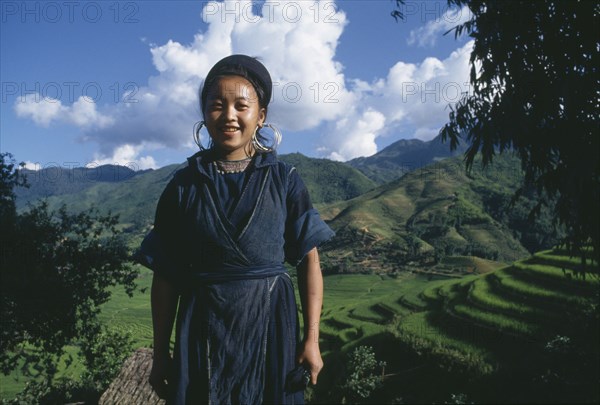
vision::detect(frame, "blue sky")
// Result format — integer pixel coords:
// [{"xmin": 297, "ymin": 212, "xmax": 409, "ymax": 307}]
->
[{"xmin": 1, "ymin": 1, "xmax": 471, "ymax": 170}]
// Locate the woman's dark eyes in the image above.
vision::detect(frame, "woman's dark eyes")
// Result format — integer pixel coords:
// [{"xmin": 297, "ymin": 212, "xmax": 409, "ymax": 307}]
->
[{"xmin": 209, "ymin": 102, "xmax": 249, "ymax": 111}]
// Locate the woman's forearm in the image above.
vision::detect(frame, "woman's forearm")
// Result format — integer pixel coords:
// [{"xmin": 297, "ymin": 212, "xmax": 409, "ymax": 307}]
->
[
  {"xmin": 297, "ymin": 247, "xmax": 323, "ymax": 345},
  {"xmin": 151, "ymin": 272, "xmax": 178, "ymax": 362},
  {"xmin": 297, "ymin": 247, "xmax": 324, "ymax": 384}
]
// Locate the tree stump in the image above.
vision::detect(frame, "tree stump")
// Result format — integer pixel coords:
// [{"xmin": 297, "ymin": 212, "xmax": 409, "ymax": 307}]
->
[{"xmin": 98, "ymin": 348, "xmax": 165, "ymax": 405}]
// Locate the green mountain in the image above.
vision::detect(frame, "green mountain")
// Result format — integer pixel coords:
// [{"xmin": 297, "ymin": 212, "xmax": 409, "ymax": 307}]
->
[
  {"xmin": 318, "ymin": 153, "xmax": 561, "ymax": 274},
  {"xmin": 348, "ymin": 134, "xmax": 467, "ymax": 184},
  {"xmin": 15, "ymin": 154, "xmax": 375, "ymax": 239},
  {"xmin": 18, "ymin": 163, "xmax": 184, "ymax": 236},
  {"xmin": 15, "ymin": 150, "xmax": 560, "ymax": 270},
  {"xmin": 278, "ymin": 153, "xmax": 376, "ymax": 204},
  {"xmin": 15, "ymin": 165, "xmax": 147, "ymax": 209}
]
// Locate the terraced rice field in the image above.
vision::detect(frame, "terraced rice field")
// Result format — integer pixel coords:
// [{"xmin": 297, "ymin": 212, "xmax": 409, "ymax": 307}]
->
[
  {"xmin": 97, "ymin": 265, "xmax": 155, "ymax": 347},
  {"xmin": 315, "ymin": 248, "xmax": 599, "ymax": 403}
]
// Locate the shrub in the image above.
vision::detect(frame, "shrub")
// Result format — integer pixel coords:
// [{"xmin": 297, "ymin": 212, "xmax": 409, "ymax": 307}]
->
[{"xmin": 341, "ymin": 345, "xmax": 386, "ymax": 402}]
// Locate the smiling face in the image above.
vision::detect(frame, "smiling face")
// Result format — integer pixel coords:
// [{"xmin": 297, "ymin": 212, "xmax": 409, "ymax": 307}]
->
[{"xmin": 203, "ymin": 75, "xmax": 266, "ymax": 160}]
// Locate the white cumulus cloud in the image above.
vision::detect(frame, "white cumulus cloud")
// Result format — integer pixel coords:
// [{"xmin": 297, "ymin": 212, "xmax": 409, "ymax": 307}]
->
[
  {"xmin": 382, "ymin": 41, "xmax": 472, "ymax": 133},
  {"xmin": 326, "ymin": 109, "xmax": 386, "ymax": 161},
  {"xmin": 88, "ymin": 144, "xmax": 158, "ymax": 170},
  {"xmin": 14, "ymin": 1, "xmax": 473, "ymax": 163},
  {"xmin": 15, "ymin": 95, "xmax": 113, "ymax": 128},
  {"xmin": 320, "ymin": 40, "xmax": 473, "ymax": 160},
  {"xmin": 23, "ymin": 161, "xmax": 41, "ymax": 171},
  {"xmin": 407, "ymin": 6, "xmax": 471, "ymax": 48}
]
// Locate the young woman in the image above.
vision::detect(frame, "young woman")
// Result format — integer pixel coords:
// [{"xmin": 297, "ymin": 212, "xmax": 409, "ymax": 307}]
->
[{"xmin": 136, "ymin": 54, "xmax": 334, "ymax": 404}]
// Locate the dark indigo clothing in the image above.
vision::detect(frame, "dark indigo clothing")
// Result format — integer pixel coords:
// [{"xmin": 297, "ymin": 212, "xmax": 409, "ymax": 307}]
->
[
  {"xmin": 213, "ymin": 170, "xmax": 248, "ymax": 220},
  {"xmin": 135, "ymin": 151, "xmax": 334, "ymax": 404}
]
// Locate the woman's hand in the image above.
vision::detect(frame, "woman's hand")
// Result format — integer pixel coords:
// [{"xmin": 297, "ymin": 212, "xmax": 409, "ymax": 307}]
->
[
  {"xmin": 149, "ymin": 355, "xmax": 172, "ymax": 399},
  {"xmin": 297, "ymin": 340, "xmax": 324, "ymax": 385}
]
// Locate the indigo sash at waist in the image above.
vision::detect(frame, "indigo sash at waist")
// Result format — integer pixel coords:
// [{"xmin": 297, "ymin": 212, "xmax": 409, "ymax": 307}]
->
[{"xmin": 188, "ymin": 263, "xmax": 288, "ymax": 283}]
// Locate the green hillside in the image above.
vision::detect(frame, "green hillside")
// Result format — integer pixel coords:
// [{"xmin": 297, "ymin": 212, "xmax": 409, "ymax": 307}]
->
[
  {"xmin": 279, "ymin": 153, "xmax": 376, "ymax": 203},
  {"xmin": 314, "ymin": 247, "xmax": 599, "ymax": 403},
  {"xmin": 319, "ymin": 153, "xmax": 563, "ymax": 274}
]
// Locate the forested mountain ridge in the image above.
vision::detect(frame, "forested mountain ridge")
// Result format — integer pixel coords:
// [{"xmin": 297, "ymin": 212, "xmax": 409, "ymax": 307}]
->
[
  {"xmin": 15, "ymin": 164, "xmax": 148, "ymax": 209},
  {"xmin": 16, "ymin": 134, "xmax": 457, "ymax": 210},
  {"xmin": 348, "ymin": 134, "xmax": 467, "ymax": 184},
  {"xmin": 278, "ymin": 153, "xmax": 377, "ymax": 203},
  {"xmin": 14, "ymin": 154, "xmax": 376, "ymax": 239}
]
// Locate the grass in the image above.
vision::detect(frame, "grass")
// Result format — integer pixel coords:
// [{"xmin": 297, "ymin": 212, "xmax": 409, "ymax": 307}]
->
[
  {"xmin": 467, "ymin": 276, "xmax": 553, "ymax": 321},
  {"xmin": 0, "ymin": 345, "xmax": 86, "ymax": 400},
  {"xmin": 96, "ymin": 265, "xmax": 155, "ymax": 348},
  {"xmin": 317, "ymin": 273, "xmax": 453, "ymax": 353},
  {"xmin": 491, "ymin": 269, "xmax": 589, "ymax": 307},
  {"xmin": 451, "ymin": 303, "xmax": 539, "ymax": 337},
  {"xmin": 512, "ymin": 260, "xmax": 599, "ymax": 290},
  {"xmin": 394, "ymin": 311, "xmax": 496, "ymax": 375}
]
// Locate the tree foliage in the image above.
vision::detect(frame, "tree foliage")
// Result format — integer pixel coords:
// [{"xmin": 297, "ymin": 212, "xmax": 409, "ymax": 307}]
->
[
  {"xmin": 78, "ymin": 323, "xmax": 134, "ymax": 396},
  {"xmin": 342, "ymin": 345, "xmax": 386, "ymax": 402},
  {"xmin": 0, "ymin": 153, "xmax": 137, "ymax": 384},
  {"xmin": 393, "ymin": 1, "xmax": 599, "ymax": 264},
  {"xmin": 0, "ymin": 152, "xmax": 27, "ymax": 229},
  {"xmin": 1, "ymin": 325, "xmax": 133, "ymax": 405}
]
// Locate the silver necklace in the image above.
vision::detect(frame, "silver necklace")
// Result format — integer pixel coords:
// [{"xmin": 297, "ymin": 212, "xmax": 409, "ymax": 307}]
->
[{"xmin": 213, "ymin": 157, "xmax": 253, "ymax": 174}]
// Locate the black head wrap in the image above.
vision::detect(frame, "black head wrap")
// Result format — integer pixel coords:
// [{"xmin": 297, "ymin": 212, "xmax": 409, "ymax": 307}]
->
[{"xmin": 200, "ymin": 54, "xmax": 272, "ymax": 114}]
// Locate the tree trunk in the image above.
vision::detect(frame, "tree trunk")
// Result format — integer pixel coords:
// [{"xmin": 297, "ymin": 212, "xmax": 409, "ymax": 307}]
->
[{"xmin": 99, "ymin": 348, "xmax": 165, "ymax": 405}]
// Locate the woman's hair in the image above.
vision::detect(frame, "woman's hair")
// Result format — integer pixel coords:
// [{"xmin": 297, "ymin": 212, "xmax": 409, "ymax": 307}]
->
[{"xmin": 199, "ymin": 55, "xmax": 277, "ymax": 152}]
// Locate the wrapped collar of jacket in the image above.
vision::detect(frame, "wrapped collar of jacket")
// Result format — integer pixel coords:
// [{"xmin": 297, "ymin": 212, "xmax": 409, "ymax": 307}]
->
[{"xmin": 187, "ymin": 150, "xmax": 279, "ymax": 179}]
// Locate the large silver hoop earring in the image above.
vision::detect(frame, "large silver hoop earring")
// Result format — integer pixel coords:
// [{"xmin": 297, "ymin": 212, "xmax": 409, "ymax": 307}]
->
[
  {"xmin": 193, "ymin": 121, "xmax": 207, "ymax": 150},
  {"xmin": 252, "ymin": 127, "xmax": 270, "ymax": 153},
  {"xmin": 264, "ymin": 123, "xmax": 282, "ymax": 148},
  {"xmin": 252, "ymin": 123, "xmax": 282, "ymax": 152}
]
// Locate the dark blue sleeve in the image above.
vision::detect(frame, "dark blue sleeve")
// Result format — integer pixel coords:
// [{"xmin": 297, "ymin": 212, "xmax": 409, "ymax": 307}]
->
[
  {"xmin": 284, "ymin": 168, "xmax": 335, "ymax": 267},
  {"xmin": 133, "ymin": 179, "xmax": 183, "ymax": 283}
]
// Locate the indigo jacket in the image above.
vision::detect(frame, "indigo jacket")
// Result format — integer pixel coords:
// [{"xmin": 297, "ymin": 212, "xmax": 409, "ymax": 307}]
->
[{"xmin": 136, "ymin": 151, "xmax": 334, "ymax": 404}]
